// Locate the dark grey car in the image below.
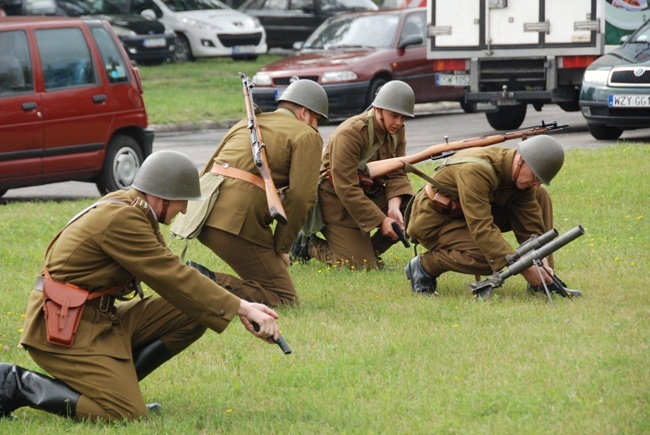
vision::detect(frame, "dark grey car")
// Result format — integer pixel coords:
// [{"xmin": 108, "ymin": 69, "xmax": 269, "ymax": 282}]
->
[
  {"xmin": 238, "ymin": 0, "xmax": 377, "ymax": 49},
  {"xmin": 579, "ymin": 19, "xmax": 650, "ymax": 140}
]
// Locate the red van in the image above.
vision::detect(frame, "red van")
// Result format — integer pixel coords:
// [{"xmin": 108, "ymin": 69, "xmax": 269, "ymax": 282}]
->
[{"xmin": 0, "ymin": 16, "xmax": 154, "ymax": 198}]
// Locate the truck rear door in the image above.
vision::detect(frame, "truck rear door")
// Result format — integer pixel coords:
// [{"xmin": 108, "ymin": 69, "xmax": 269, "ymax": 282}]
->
[{"xmin": 427, "ymin": 0, "xmax": 602, "ymax": 59}]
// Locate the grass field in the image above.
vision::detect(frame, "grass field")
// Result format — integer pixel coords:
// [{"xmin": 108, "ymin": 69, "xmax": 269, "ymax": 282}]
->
[
  {"xmin": 0, "ymin": 145, "xmax": 648, "ymax": 434},
  {"xmin": 136, "ymin": 56, "xmax": 282, "ymax": 126}
]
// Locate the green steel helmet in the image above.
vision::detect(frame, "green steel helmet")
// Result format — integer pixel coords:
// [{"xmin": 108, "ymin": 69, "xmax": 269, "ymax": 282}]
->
[
  {"xmin": 132, "ymin": 150, "xmax": 204, "ymax": 200},
  {"xmin": 278, "ymin": 79, "xmax": 329, "ymax": 119},
  {"xmin": 517, "ymin": 135, "xmax": 565, "ymax": 185},
  {"xmin": 372, "ymin": 80, "xmax": 415, "ymax": 117}
]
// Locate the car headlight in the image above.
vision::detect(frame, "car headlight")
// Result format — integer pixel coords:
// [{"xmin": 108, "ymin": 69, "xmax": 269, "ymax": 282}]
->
[
  {"xmin": 583, "ymin": 69, "xmax": 610, "ymax": 85},
  {"xmin": 321, "ymin": 71, "xmax": 357, "ymax": 83},
  {"xmin": 253, "ymin": 74, "xmax": 272, "ymax": 86},
  {"xmin": 182, "ymin": 17, "xmax": 220, "ymax": 31},
  {"xmin": 111, "ymin": 25, "xmax": 137, "ymax": 37}
]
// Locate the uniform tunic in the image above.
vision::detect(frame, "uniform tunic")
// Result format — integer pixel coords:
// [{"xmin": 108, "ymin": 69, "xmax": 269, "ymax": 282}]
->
[
  {"xmin": 407, "ymin": 146, "xmax": 553, "ymax": 278},
  {"xmin": 196, "ymin": 108, "xmax": 323, "ymax": 305},
  {"xmin": 20, "ymin": 189, "xmax": 241, "ymax": 420},
  {"xmin": 313, "ymin": 110, "xmax": 414, "ymax": 269}
]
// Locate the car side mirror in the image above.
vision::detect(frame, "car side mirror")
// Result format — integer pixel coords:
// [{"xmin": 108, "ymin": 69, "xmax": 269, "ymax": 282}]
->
[
  {"xmin": 141, "ymin": 9, "xmax": 157, "ymax": 20},
  {"xmin": 398, "ymin": 35, "xmax": 423, "ymax": 49}
]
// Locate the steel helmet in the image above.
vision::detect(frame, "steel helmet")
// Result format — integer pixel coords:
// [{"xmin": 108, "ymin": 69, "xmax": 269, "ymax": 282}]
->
[
  {"xmin": 372, "ymin": 80, "xmax": 415, "ymax": 117},
  {"xmin": 132, "ymin": 150, "xmax": 204, "ymax": 200},
  {"xmin": 278, "ymin": 79, "xmax": 329, "ymax": 119},
  {"xmin": 517, "ymin": 135, "xmax": 565, "ymax": 185}
]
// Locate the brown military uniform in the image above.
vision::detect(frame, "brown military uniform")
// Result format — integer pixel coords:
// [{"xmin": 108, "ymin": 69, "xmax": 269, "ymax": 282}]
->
[
  {"xmin": 407, "ymin": 146, "xmax": 554, "ymax": 278},
  {"xmin": 195, "ymin": 108, "xmax": 323, "ymax": 306},
  {"xmin": 20, "ymin": 189, "xmax": 241, "ymax": 421},
  {"xmin": 311, "ymin": 109, "xmax": 414, "ymax": 269}
]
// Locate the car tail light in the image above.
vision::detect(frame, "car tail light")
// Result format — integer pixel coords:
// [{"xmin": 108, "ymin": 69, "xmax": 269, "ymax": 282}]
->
[
  {"xmin": 558, "ymin": 55, "xmax": 600, "ymax": 69},
  {"xmin": 432, "ymin": 59, "xmax": 468, "ymax": 72}
]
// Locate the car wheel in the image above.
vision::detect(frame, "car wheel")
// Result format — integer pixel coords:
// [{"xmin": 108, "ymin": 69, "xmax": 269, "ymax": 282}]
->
[
  {"xmin": 96, "ymin": 135, "xmax": 144, "ymax": 195},
  {"xmin": 366, "ymin": 77, "xmax": 388, "ymax": 108},
  {"xmin": 588, "ymin": 124, "xmax": 623, "ymax": 140},
  {"xmin": 485, "ymin": 104, "xmax": 527, "ymax": 130},
  {"xmin": 174, "ymin": 34, "xmax": 194, "ymax": 63}
]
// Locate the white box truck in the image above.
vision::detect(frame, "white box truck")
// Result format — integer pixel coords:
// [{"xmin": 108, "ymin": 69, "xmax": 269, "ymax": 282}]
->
[{"xmin": 427, "ymin": 0, "xmax": 648, "ymax": 130}]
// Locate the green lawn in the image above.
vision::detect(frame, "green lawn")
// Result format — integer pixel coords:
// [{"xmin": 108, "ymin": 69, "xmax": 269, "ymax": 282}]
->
[{"xmin": 0, "ymin": 145, "xmax": 648, "ymax": 433}]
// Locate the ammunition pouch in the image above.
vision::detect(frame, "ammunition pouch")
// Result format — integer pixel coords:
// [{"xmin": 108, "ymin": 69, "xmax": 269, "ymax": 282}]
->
[{"xmin": 425, "ymin": 185, "xmax": 464, "ymax": 219}]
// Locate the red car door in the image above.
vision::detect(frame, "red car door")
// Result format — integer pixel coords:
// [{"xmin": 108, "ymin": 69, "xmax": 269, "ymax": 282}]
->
[{"xmin": 0, "ymin": 29, "xmax": 43, "ymax": 185}]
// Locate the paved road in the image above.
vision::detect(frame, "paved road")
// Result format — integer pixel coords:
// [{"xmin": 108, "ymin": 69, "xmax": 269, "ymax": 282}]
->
[{"xmin": 3, "ymin": 104, "xmax": 649, "ymax": 201}]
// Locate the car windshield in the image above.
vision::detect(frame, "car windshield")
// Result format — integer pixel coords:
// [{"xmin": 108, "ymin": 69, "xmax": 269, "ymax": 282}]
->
[
  {"xmin": 303, "ymin": 14, "xmax": 399, "ymax": 49},
  {"xmin": 161, "ymin": 0, "xmax": 231, "ymax": 12},
  {"xmin": 58, "ymin": 0, "xmax": 126, "ymax": 15},
  {"xmin": 628, "ymin": 20, "xmax": 650, "ymax": 44},
  {"xmin": 319, "ymin": 0, "xmax": 377, "ymax": 11}
]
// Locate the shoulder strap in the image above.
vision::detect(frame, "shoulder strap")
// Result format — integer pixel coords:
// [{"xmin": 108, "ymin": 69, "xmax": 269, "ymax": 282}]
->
[
  {"xmin": 359, "ymin": 109, "xmax": 397, "ymax": 172},
  {"xmin": 42, "ymin": 198, "xmax": 134, "ymax": 297},
  {"xmin": 436, "ymin": 156, "xmax": 499, "ymax": 188}
]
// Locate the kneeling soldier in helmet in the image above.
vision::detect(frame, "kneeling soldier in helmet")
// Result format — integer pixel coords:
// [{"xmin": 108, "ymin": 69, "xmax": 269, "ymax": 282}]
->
[
  {"xmin": 1, "ymin": 150, "xmax": 281, "ymax": 422},
  {"xmin": 405, "ymin": 135, "xmax": 579, "ymax": 297},
  {"xmin": 293, "ymin": 80, "xmax": 415, "ymax": 270},
  {"xmin": 172, "ymin": 79, "xmax": 329, "ymax": 307}
]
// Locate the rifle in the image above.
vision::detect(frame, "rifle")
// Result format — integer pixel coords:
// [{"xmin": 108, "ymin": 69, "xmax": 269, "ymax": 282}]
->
[
  {"xmin": 239, "ymin": 72, "xmax": 288, "ymax": 225},
  {"xmin": 365, "ymin": 120, "xmax": 568, "ymax": 179},
  {"xmin": 469, "ymin": 225, "xmax": 585, "ymax": 304}
]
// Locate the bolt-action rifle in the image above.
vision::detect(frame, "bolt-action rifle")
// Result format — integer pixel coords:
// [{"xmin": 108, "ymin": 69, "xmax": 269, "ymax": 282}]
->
[
  {"xmin": 365, "ymin": 120, "xmax": 568, "ymax": 179},
  {"xmin": 470, "ymin": 225, "xmax": 585, "ymax": 304},
  {"xmin": 239, "ymin": 72, "xmax": 288, "ymax": 225}
]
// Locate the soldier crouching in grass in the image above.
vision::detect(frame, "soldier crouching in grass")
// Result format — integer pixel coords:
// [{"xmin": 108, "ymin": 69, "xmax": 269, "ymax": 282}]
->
[
  {"xmin": 0, "ymin": 150, "xmax": 281, "ymax": 422},
  {"xmin": 405, "ymin": 135, "xmax": 581, "ymax": 298}
]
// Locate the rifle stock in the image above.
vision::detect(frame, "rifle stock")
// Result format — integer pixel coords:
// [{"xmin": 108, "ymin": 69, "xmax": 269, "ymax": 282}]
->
[
  {"xmin": 365, "ymin": 121, "xmax": 568, "ymax": 179},
  {"xmin": 240, "ymin": 73, "xmax": 288, "ymax": 225}
]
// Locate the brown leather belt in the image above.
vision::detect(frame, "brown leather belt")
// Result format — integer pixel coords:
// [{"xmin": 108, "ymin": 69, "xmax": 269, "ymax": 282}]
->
[
  {"xmin": 34, "ymin": 276, "xmax": 116, "ymax": 313},
  {"xmin": 211, "ymin": 162, "xmax": 265, "ymax": 191}
]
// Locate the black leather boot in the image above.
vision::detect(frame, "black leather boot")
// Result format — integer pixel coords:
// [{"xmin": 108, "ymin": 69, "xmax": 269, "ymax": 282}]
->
[
  {"xmin": 0, "ymin": 363, "xmax": 79, "ymax": 419},
  {"xmin": 133, "ymin": 339, "xmax": 173, "ymax": 381},
  {"xmin": 405, "ymin": 256, "xmax": 439, "ymax": 296}
]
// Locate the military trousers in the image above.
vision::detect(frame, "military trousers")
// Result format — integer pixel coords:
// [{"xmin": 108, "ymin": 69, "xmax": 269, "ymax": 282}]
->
[
  {"xmin": 27, "ymin": 296, "xmax": 206, "ymax": 421},
  {"xmin": 198, "ymin": 226, "xmax": 298, "ymax": 306}
]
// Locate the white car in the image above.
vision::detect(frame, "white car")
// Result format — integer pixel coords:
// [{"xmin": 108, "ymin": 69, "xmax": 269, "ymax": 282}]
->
[{"xmin": 137, "ymin": 0, "xmax": 267, "ymax": 62}]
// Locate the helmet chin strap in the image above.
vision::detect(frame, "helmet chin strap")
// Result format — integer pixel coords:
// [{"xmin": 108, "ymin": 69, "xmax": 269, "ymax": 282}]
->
[
  {"xmin": 375, "ymin": 108, "xmax": 388, "ymax": 131},
  {"xmin": 158, "ymin": 199, "xmax": 170, "ymax": 223}
]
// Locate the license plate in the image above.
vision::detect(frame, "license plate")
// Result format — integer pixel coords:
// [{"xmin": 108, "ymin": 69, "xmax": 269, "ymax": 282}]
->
[
  {"xmin": 436, "ymin": 73, "xmax": 470, "ymax": 86},
  {"xmin": 608, "ymin": 94, "xmax": 650, "ymax": 107},
  {"xmin": 143, "ymin": 38, "xmax": 166, "ymax": 48},
  {"xmin": 233, "ymin": 45, "xmax": 256, "ymax": 54}
]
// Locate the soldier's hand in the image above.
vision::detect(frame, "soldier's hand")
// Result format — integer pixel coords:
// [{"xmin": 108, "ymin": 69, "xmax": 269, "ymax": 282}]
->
[
  {"xmin": 280, "ymin": 252, "xmax": 290, "ymax": 267},
  {"xmin": 237, "ymin": 300, "xmax": 279, "ymax": 344}
]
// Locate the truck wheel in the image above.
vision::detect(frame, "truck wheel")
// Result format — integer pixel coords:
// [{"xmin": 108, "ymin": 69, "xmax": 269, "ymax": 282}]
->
[
  {"xmin": 588, "ymin": 124, "xmax": 623, "ymax": 140},
  {"xmin": 485, "ymin": 104, "xmax": 527, "ymax": 130},
  {"xmin": 96, "ymin": 135, "xmax": 144, "ymax": 195},
  {"xmin": 174, "ymin": 34, "xmax": 195, "ymax": 63}
]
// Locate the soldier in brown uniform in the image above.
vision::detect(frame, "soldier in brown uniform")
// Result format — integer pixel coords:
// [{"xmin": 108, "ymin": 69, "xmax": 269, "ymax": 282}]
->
[
  {"xmin": 294, "ymin": 80, "xmax": 415, "ymax": 270},
  {"xmin": 172, "ymin": 79, "xmax": 328, "ymax": 307},
  {"xmin": 0, "ymin": 151, "xmax": 281, "ymax": 422},
  {"xmin": 405, "ymin": 135, "xmax": 579, "ymax": 297}
]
